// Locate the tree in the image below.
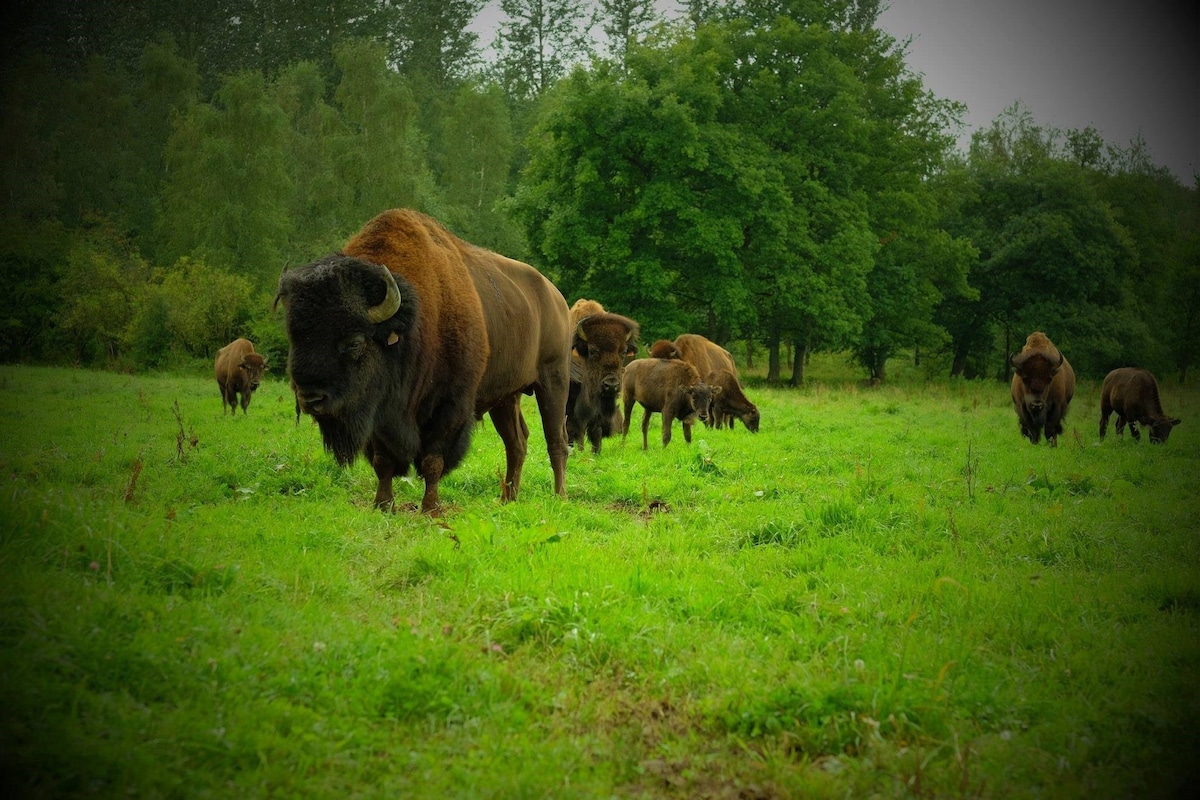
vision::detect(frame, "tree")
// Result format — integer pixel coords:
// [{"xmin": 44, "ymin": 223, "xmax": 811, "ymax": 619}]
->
[
  {"xmin": 596, "ymin": 0, "xmax": 660, "ymax": 63},
  {"xmin": 494, "ymin": 0, "xmax": 597, "ymax": 100},
  {"xmin": 157, "ymin": 70, "xmax": 292, "ymax": 287},
  {"xmin": 331, "ymin": 39, "xmax": 438, "ymax": 227}
]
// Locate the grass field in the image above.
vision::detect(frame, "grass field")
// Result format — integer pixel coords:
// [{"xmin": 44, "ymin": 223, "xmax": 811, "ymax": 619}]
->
[{"xmin": 1, "ymin": 359, "xmax": 1198, "ymax": 798}]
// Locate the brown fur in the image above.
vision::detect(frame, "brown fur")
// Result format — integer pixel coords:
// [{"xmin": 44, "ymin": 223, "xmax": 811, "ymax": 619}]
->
[
  {"xmin": 566, "ymin": 298, "xmax": 639, "ymax": 454},
  {"xmin": 1010, "ymin": 331, "xmax": 1076, "ymax": 446},
  {"xmin": 649, "ymin": 340, "xmax": 681, "ymax": 360},
  {"xmin": 214, "ymin": 338, "xmax": 267, "ymax": 415},
  {"xmin": 706, "ymin": 369, "xmax": 760, "ymax": 432},
  {"xmin": 675, "ymin": 333, "xmax": 737, "ymax": 381},
  {"xmin": 621, "ymin": 357, "xmax": 720, "ymax": 449},
  {"xmin": 279, "ymin": 209, "xmax": 570, "ymax": 513},
  {"xmin": 1100, "ymin": 367, "xmax": 1181, "ymax": 443}
]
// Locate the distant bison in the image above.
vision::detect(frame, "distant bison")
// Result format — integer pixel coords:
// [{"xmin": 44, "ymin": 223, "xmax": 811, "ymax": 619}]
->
[
  {"xmin": 214, "ymin": 338, "xmax": 267, "ymax": 415},
  {"xmin": 1010, "ymin": 331, "xmax": 1075, "ymax": 446},
  {"xmin": 565, "ymin": 299, "xmax": 638, "ymax": 454},
  {"xmin": 648, "ymin": 339, "xmax": 681, "ymax": 360},
  {"xmin": 275, "ymin": 209, "xmax": 571, "ymax": 513},
  {"xmin": 621, "ymin": 357, "xmax": 719, "ymax": 449},
  {"xmin": 1099, "ymin": 368, "xmax": 1181, "ymax": 443},
  {"xmin": 706, "ymin": 369, "xmax": 760, "ymax": 432},
  {"xmin": 674, "ymin": 333, "xmax": 759, "ymax": 431}
]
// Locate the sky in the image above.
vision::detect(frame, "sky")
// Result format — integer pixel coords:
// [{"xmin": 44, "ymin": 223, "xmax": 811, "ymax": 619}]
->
[{"xmin": 471, "ymin": 0, "xmax": 1199, "ymax": 183}]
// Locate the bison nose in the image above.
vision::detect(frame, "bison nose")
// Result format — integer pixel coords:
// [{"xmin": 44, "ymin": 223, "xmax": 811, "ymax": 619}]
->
[
  {"xmin": 1030, "ymin": 400, "xmax": 1044, "ymax": 411},
  {"xmin": 601, "ymin": 375, "xmax": 621, "ymax": 394},
  {"xmin": 298, "ymin": 390, "xmax": 330, "ymax": 412}
]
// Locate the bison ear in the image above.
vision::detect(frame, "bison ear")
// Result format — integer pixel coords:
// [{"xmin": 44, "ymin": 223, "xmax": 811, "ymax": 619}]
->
[{"xmin": 711, "ymin": 385, "xmax": 722, "ymax": 395}]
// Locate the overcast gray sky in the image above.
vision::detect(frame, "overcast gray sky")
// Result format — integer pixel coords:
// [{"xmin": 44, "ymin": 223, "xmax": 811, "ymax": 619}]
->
[
  {"xmin": 473, "ymin": 1, "xmax": 1198, "ymax": 182},
  {"xmin": 877, "ymin": 0, "xmax": 1198, "ymax": 182}
]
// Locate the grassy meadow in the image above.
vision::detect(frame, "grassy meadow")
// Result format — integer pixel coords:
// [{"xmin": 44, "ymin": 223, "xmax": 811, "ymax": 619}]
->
[{"xmin": 1, "ymin": 358, "xmax": 1198, "ymax": 798}]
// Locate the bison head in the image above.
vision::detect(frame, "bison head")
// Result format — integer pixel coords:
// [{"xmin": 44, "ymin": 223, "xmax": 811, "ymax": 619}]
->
[
  {"xmin": 1149, "ymin": 417, "xmax": 1182, "ymax": 444},
  {"xmin": 677, "ymin": 381, "xmax": 721, "ymax": 427},
  {"xmin": 573, "ymin": 313, "xmax": 639, "ymax": 404},
  {"xmin": 1011, "ymin": 348, "xmax": 1064, "ymax": 415},
  {"xmin": 274, "ymin": 254, "xmax": 416, "ymax": 465},
  {"xmin": 241, "ymin": 352, "xmax": 268, "ymax": 392},
  {"xmin": 649, "ymin": 339, "xmax": 681, "ymax": 360}
]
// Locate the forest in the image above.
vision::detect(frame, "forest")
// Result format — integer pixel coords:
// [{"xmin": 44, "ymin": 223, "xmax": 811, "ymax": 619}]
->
[{"xmin": 2, "ymin": 0, "xmax": 1197, "ymax": 384}]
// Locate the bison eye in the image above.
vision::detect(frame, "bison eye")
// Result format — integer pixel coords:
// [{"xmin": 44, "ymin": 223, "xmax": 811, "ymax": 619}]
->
[{"xmin": 339, "ymin": 335, "xmax": 367, "ymax": 359}]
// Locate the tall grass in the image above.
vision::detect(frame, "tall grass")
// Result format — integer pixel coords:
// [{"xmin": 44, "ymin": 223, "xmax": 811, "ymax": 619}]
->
[{"xmin": 1, "ymin": 362, "xmax": 1197, "ymax": 797}]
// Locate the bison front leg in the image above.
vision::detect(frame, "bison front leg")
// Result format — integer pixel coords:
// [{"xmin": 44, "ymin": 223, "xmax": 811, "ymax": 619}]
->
[
  {"xmin": 489, "ymin": 394, "xmax": 529, "ymax": 502},
  {"xmin": 661, "ymin": 410, "xmax": 675, "ymax": 448},
  {"xmin": 1128, "ymin": 420, "xmax": 1141, "ymax": 441},
  {"xmin": 418, "ymin": 453, "xmax": 446, "ymax": 514},
  {"xmin": 366, "ymin": 439, "xmax": 397, "ymax": 512}
]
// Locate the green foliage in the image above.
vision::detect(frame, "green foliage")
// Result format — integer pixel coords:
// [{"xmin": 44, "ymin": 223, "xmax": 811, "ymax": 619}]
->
[{"xmin": 1, "ymin": 364, "xmax": 1198, "ymax": 796}]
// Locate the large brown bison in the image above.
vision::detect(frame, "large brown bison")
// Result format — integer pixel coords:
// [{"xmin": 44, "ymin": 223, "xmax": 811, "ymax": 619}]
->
[
  {"xmin": 275, "ymin": 209, "xmax": 571, "ymax": 513},
  {"xmin": 674, "ymin": 333, "xmax": 759, "ymax": 431},
  {"xmin": 706, "ymin": 369, "xmax": 760, "ymax": 432},
  {"xmin": 214, "ymin": 338, "xmax": 268, "ymax": 415},
  {"xmin": 621, "ymin": 357, "xmax": 719, "ymax": 449},
  {"xmin": 1010, "ymin": 331, "xmax": 1076, "ymax": 446},
  {"xmin": 1099, "ymin": 367, "xmax": 1181, "ymax": 443},
  {"xmin": 565, "ymin": 299, "xmax": 638, "ymax": 454}
]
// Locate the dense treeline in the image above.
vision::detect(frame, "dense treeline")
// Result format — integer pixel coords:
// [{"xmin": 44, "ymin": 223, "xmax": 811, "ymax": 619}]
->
[{"xmin": 1, "ymin": 0, "xmax": 1196, "ymax": 381}]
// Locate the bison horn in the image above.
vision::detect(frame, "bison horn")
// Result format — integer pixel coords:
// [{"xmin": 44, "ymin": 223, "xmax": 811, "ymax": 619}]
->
[
  {"xmin": 575, "ymin": 321, "xmax": 589, "ymax": 342},
  {"xmin": 272, "ymin": 265, "xmax": 290, "ymax": 312},
  {"xmin": 366, "ymin": 264, "xmax": 402, "ymax": 323}
]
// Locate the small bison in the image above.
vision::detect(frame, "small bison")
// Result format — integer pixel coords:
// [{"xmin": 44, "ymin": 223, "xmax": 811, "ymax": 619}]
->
[
  {"xmin": 276, "ymin": 209, "xmax": 571, "ymax": 513},
  {"xmin": 215, "ymin": 338, "xmax": 268, "ymax": 415},
  {"xmin": 706, "ymin": 369, "xmax": 760, "ymax": 432},
  {"xmin": 621, "ymin": 357, "xmax": 719, "ymax": 449},
  {"xmin": 1010, "ymin": 331, "xmax": 1075, "ymax": 446},
  {"xmin": 1099, "ymin": 368, "xmax": 1181, "ymax": 443},
  {"xmin": 566, "ymin": 299, "xmax": 638, "ymax": 454},
  {"xmin": 648, "ymin": 339, "xmax": 681, "ymax": 360}
]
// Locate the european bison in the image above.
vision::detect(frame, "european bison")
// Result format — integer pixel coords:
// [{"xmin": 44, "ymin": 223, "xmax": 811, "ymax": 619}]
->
[
  {"xmin": 648, "ymin": 339, "xmax": 681, "ymax": 360},
  {"xmin": 275, "ymin": 209, "xmax": 571, "ymax": 513},
  {"xmin": 621, "ymin": 357, "xmax": 720, "ymax": 449},
  {"xmin": 566, "ymin": 299, "xmax": 638, "ymax": 454},
  {"xmin": 214, "ymin": 338, "xmax": 267, "ymax": 415},
  {"xmin": 1099, "ymin": 367, "xmax": 1181, "ymax": 443},
  {"xmin": 1010, "ymin": 331, "xmax": 1075, "ymax": 446},
  {"xmin": 706, "ymin": 369, "xmax": 760, "ymax": 432},
  {"xmin": 674, "ymin": 333, "xmax": 759, "ymax": 431},
  {"xmin": 674, "ymin": 333, "xmax": 736, "ymax": 379}
]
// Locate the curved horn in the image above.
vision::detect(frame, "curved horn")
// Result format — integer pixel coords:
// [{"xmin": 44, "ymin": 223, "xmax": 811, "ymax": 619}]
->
[
  {"xmin": 1051, "ymin": 349, "xmax": 1064, "ymax": 369},
  {"xmin": 1010, "ymin": 350, "xmax": 1026, "ymax": 369},
  {"xmin": 272, "ymin": 265, "xmax": 290, "ymax": 312},
  {"xmin": 366, "ymin": 264, "xmax": 402, "ymax": 323},
  {"xmin": 575, "ymin": 320, "xmax": 589, "ymax": 341}
]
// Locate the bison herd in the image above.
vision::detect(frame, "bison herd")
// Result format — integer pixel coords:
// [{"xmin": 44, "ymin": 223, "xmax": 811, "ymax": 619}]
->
[{"xmin": 214, "ymin": 209, "xmax": 1182, "ymax": 514}]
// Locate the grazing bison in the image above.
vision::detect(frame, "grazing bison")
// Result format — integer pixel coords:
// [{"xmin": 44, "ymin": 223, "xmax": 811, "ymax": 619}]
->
[
  {"xmin": 1099, "ymin": 368, "xmax": 1181, "ymax": 443},
  {"xmin": 649, "ymin": 339, "xmax": 681, "ymax": 360},
  {"xmin": 565, "ymin": 299, "xmax": 638, "ymax": 454},
  {"xmin": 275, "ymin": 209, "xmax": 571, "ymax": 513},
  {"xmin": 1010, "ymin": 331, "xmax": 1076, "ymax": 446},
  {"xmin": 214, "ymin": 338, "xmax": 267, "ymax": 415},
  {"xmin": 621, "ymin": 357, "xmax": 720, "ymax": 449},
  {"xmin": 706, "ymin": 369, "xmax": 760, "ymax": 432}
]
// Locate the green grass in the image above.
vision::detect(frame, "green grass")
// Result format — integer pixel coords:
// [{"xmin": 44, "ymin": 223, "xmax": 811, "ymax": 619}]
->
[{"xmin": 1, "ymin": 362, "xmax": 1198, "ymax": 798}]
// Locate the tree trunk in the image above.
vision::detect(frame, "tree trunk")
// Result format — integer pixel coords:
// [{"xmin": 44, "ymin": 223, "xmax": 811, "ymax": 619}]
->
[
  {"xmin": 767, "ymin": 337, "xmax": 781, "ymax": 383},
  {"xmin": 790, "ymin": 339, "xmax": 807, "ymax": 386}
]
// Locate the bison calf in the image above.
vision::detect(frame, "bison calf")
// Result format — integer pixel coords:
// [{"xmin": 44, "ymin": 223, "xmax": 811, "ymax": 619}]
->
[
  {"xmin": 1100, "ymin": 367, "xmax": 1181, "ymax": 443},
  {"xmin": 621, "ymin": 358, "xmax": 719, "ymax": 449},
  {"xmin": 215, "ymin": 338, "xmax": 267, "ymax": 415},
  {"xmin": 1010, "ymin": 331, "xmax": 1075, "ymax": 446},
  {"xmin": 706, "ymin": 369, "xmax": 760, "ymax": 432}
]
